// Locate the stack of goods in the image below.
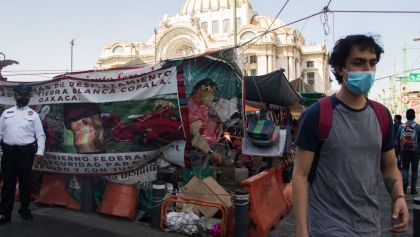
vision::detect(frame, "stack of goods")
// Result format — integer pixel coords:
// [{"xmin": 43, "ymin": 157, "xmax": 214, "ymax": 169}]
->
[{"xmin": 246, "ymin": 120, "xmax": 278, "ymax": 147}]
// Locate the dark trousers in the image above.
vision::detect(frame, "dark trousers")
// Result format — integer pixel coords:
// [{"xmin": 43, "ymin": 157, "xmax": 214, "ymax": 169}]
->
[
  {"xmin": 400, "ymin": 152, "xmax": 420, "ymax": 191},
  {"xmin": 0, "ymin": 142, "xmax": 36, "ymax": 216}
]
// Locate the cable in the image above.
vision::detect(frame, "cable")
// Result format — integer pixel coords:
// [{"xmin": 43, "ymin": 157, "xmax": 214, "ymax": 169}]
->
[
  {"xmin": 332, "ymin": 11, "xmax": 335, "ymax": 43},
  {"xmin": 266, "ymin": 0, "xmax": 290, "ymax": 32},
  {"xmin": 3, "ymin": 72, "xmax": 68, "ymax": 76},
  {"xmin": 300, "ymin": 18, "xmax": 309, "ymax": 33},
  {"xmin": 375, "ymin": 67, "xmax": 420, "ymax": 81},
  {"xmin": 3, "ymin": 69, "xmax": 69, "ymax": 72},
  {"xmin": 4, "ymin": 8, "xmax": 419, "ymax": 79},
  {"xmin": 238, "ymin": 0, "xmax": 291, "ymax": 56},
  {"xmin": 326, "ymin": 0, "xmax": 333, "ymax": 8},
  {"xmin": 320, "ymin": 7, "xmax": 330, "ymax": 36},
  {"xmin": 239, "ymin": 10, "xmax": 324, "ymax": 56},
  {"xmin": 410, "ymin": 55, "xmax": 420, "ymax": 69},
  {"xmin": 329, "ymin": 10, "xmax": 420, "ymax": 14},
  {"xmin": 240, "ymin": 7, "xmax": 420, "ymax": 50}
]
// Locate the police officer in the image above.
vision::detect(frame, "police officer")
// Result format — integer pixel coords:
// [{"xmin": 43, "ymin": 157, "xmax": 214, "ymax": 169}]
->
[{"xmin": 0, "ymin": 84, "xmax": 45, "ymax": 224}]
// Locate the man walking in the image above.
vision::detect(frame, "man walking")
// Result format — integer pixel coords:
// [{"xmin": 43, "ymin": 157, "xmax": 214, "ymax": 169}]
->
[
  {"xmin": 293, "ymin": 35, "xmax": 408, "ymax": 236},
  {"xmin": 394, "ymin": 114, "xmax": 402, "ymax": 169},
  {"xmin": 0, "ymin": 84, "xmax": 46, "ymax": 224},
  {"xmin": 397, "ymin": 108, "xmax": 420, "ymax": 195}
]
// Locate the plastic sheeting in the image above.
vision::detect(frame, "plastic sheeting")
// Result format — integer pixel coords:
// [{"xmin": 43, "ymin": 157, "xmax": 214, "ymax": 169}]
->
[{"xmin": 245, "ymin": 69, "xmax": 302, "ymax": 106}]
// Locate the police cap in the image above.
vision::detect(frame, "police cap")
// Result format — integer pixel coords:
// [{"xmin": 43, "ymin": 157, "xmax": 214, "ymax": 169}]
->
[{"xmin": 12, "ymin": 84, "xmax": 33, "ymax": 94}]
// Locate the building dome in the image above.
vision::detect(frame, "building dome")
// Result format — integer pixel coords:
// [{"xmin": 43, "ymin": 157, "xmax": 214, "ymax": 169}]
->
[
  {"xmin": 180, "ymin": 0, "xmax": 252, "ymax": 15},
  {"xmin": 251, "ymin": 16, "xmax": 286, "ymax": 30}
]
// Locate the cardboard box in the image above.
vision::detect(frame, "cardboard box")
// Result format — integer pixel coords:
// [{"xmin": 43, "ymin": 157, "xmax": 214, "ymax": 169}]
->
[{"xmin": 181, "ymin": 176, "xmax": 233, "ymax": 217}]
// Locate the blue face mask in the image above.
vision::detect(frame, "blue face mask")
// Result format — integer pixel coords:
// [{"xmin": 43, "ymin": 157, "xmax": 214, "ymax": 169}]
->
[{"xmin": 343, "ymin": 69, "xmax": 375, "ymax": 95}]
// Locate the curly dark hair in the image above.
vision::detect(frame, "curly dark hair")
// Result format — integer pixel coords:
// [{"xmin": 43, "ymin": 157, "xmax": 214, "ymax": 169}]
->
[
  {"xmin": 191, "ymin": 78, "xmax": 218, "ymax": 95},
  {"xmin": 328, "ymin": 34, "xmax": 384, "ymax": 84}
]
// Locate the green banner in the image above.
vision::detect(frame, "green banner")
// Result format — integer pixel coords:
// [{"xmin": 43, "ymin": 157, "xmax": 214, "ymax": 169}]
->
[{"xmin": 403, "ymin": 73, "xmax": 420, "ymax": 82}]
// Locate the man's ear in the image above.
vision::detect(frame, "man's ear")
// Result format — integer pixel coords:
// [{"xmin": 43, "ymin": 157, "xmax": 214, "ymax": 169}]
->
[{"xmin": 335, "ymin": 66, "xmax": 344, "ymax": 76}]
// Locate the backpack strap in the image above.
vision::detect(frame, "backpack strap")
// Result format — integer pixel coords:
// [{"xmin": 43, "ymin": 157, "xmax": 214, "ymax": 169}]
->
[
  {"xmin": 309, "ymin": 96, "xmax": 333, "ymax": 183},
  {"xmin": 368, "ymin": 99, "xmax": 389, "ymax": 142},
  {"xmin": 310, "ymin": 97, "xmax": 389, "ymax": 183},
  {"xmin": 318, "ymin": 96, "xmax": 333, "ymax": 140}
]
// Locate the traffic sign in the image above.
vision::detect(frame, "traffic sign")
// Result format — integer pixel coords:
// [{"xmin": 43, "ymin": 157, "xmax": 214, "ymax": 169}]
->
[
  {"xmin": 404, "ymin": 73, "xmax": 420, "ymax": 82},
  {"xmin": 402, "ymin": 95, "xmax": 410, "ymax": 104}
]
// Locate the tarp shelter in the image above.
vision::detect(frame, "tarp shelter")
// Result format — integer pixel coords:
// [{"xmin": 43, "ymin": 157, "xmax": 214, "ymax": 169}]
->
[
  {"xmin": 300, "ymin": 92, "xmax": 326, "ymax": 106},
  {"xmin": 289, "ymin": 77, "xmax": 314, "ymax": 93},
  {"xmin": 245, "ymin": 69, "xmax": 302, "ymax": 106}
]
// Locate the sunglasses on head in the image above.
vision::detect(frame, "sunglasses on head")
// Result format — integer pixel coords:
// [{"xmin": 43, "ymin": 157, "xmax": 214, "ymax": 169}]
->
[{"xmin": 202, "ymin": 84, "xmax": 217, "ymax": 92}]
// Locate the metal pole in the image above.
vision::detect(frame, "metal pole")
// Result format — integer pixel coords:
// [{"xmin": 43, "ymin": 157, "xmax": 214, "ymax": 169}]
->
[
  {"xmin": 234, "ymin": 189, "xmax": 249, "ymax": 237},
  {"xmin": 151, "ymin": 180, "xmax": 166, "ymax": 229},
  {"xmin": 414, "ymin": 197, "xmax": 420, "ymax": 237},
  {"xmin": 233, "ymin": 0, "xmax": 237, "ymax": 47},
  {"xmin": 70, "ymin": 39, "xmax": 75, "ymax": 72},
  {"xmin": 402, "ymin": 43, "xmax": 407, "ymax": 77},
  {"xmin": 81, "ymin": 176, "xmax": 94, "ymax": 213},
  {"xmin": 154, "ymin": 28, "xmax": 157, "ymax": 62}
]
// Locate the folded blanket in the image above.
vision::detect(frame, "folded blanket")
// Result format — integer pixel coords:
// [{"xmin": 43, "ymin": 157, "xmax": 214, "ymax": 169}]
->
[
  {"xmin": 246, "ymin": 120, "xmax": 275, "ymax": 139},
  {"xmin": 251, "ymin": 128, "xmax": 279, "ymax": 147}
]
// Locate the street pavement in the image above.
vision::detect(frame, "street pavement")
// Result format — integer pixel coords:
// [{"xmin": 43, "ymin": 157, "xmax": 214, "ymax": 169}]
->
[
  {"xmin": 270, "ymin": 178, "xmax": 417, "ymax": 237},
  {"xmin": 0, "ymin": 205, "xmax": 184, "ymax": 237},
  {"xmin": 0, "ymin": 178, "xmax": 418, "ymax": 236}
]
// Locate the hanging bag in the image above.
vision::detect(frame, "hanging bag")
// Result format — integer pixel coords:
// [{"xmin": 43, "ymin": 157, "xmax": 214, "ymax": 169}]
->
[
  {"xmin": 250, "ymin": 127, "xmax": 278, "ymax": 147},
  {"xmin": 400, "ymin": 123, "xmax": 417, "ymax": 152},
  {"xmin": 246, "ymin": 119, "xmax": 276, "ymax": 140}
]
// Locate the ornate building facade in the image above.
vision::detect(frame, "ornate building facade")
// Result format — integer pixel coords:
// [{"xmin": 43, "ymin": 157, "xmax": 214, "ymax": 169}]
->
[{"xmin": 97, "ymin": 0, "xmax": 330, "ymax": 93}]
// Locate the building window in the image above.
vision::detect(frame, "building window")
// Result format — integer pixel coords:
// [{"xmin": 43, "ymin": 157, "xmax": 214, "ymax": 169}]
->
[
  {"xmin": 175, "ymin": 45, "xmax": 195, "ymax": 57},
  {"xmin": 112, "ymin": 46, "xmax": 124, "ymax": 54},
  {"xmin": 240, "ymin": 31, "xmax": 256, "ymax": 43},
  {"xmin": 307, "ymin": 72, "xmax": 315, "ymax": 88},
  {"xmin": 223, "ymin": 19, "xmax": 230, "ymax": 33},
  {"xmin": 251, "ymin": 69, "xmax": 257, "ymax": 76},
  {"xmin": 249, "ymin": 55, "xmax": 257, "ymax": 64},
  {"xmin": 212, "ymin": 20, "xmax": 219, "ymax": 34},
  {"xmin": 201, "ymin": 22, "xmax": 208, "ymax": 34},
  {"xmin": 306, "ymin": 61, "xmax": 314, "ymax": 67}
]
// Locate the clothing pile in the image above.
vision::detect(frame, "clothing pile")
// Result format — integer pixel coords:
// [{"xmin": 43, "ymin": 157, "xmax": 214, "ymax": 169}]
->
[{"xmin": 246, "ymin": 119, "xmax": 278, "ymax": 147}]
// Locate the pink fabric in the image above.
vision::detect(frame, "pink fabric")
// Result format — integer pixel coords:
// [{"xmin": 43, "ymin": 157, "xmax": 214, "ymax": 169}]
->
[
  {"xmin": 188, "ymin": 98, "xmax": 219, "ymax": 145},
  {"xmin": 210, "ymin": 223, "xmax": 221, "ymax": 237}
]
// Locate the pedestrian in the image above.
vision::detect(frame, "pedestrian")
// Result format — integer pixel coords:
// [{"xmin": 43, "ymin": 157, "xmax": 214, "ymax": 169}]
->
[
  {"xmin": 397, "ymin": 108, "xmax": 420, "ymax": 195},
  {"xmin": 293, "ymin": 34, "xmax": 408, "ymax": 237},
  {"xmin": 394, "ymin": 114, "xmax": 402, "ymax": 143},
  {"xmin": 0, "ymin": 84, "xmax": 46, "ymax": 224},
  {"xmin": 394, "ymin": 114, "xmax": 402, "ymax": 168}
]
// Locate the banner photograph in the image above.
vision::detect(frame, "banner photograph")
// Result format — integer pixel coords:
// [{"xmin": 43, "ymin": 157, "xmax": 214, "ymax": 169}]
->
[
  {"xmin": 170, "ymin": 49, "xmax": 243, "ymax": 180},
  {"xmin": 0, "ymin": 66, "xmax": 186, "ymax": 175},
  {"xmin": 0, "ymin": 48, "xmax": 243, "ymax": 187}
]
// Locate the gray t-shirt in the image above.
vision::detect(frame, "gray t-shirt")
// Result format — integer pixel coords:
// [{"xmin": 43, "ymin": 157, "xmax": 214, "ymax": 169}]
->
[{"xmin": 296, "ymin": 95, "xmax": 393, "ymax": 237}]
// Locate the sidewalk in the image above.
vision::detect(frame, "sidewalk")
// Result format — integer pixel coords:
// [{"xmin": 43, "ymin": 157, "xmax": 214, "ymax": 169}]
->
[
  {"xmin": 270, "ymin": 180, "xmax": 417, "ymax": 237},
  {"xmin": 0, "ymin": 204, "xmax": 184, "ymax": 237},
  {"xmin": 0, "ymin": 180, "xmax": 417, "ymax": 236}
]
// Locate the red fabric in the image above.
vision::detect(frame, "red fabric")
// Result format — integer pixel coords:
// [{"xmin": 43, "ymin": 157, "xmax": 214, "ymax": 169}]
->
[
  {"xmin": 318, "ymin": 96, "xmax": 389, "ymax": 141},
  {"xmin": 188, "ymin": 97, "xmax": 219, "ymax": 146},
  {"xmin": 368, "ymin": 99, "xmax": 389, "ymax": 141},
  {"xmin": 318, "ymin": 96, "xmax": 333, "ymax": 140}
]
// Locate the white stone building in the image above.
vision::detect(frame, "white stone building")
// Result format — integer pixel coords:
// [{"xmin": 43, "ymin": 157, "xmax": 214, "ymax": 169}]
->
[{"xmin": 97, "ymin": 0, "xmax": 330, "ymax": 93}]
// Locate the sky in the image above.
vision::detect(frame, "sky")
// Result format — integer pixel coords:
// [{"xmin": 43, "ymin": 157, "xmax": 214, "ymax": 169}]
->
[{"xmin": 1, "ymin": 0, "xmax": 419, "ymax": 100}]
